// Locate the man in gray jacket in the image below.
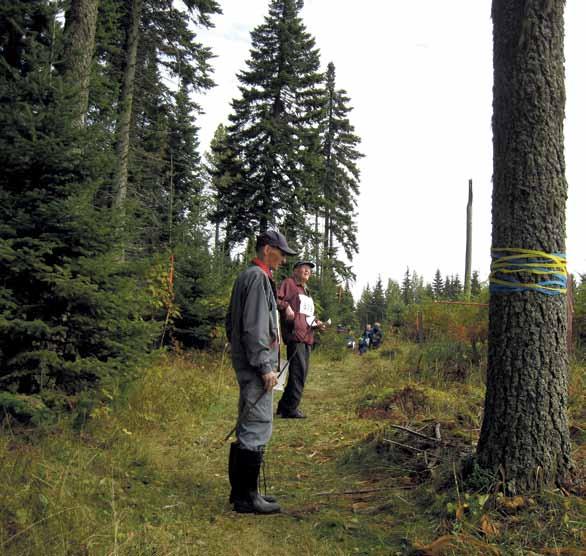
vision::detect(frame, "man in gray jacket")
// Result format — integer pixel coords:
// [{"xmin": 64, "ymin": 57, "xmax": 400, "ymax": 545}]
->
[{"xmin": 225, "ymin": 230, "xmax": 298, "ymax": 514}]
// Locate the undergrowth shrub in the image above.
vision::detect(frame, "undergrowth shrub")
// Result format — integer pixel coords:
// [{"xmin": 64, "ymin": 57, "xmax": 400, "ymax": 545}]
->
[
  {"xmin": 404, "ymin": 340, "xmax": 485, "ymax": 383},
  {"xmin": 396, "ymin": 302, "xmax": 488, "ymax": 383},
  {"xmin": 0, "ymin": 352, "xmax": 225, "ymax": 555},
  {"xmin": 314, "ymin": 329, "xmax": 350, "ymax": 362}
]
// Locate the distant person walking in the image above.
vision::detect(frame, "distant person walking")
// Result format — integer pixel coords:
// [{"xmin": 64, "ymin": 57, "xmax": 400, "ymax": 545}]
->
[
  {"xmin": 358, "ymin": 324, "xmax": 372, "ymax": 355},
  {"xmin": 225, "ymin": 230, "xmax": 298, "ymax": 514},
  {"xmin": 276, "ymin": 261, "xmax": 325, "ymax": 419}
]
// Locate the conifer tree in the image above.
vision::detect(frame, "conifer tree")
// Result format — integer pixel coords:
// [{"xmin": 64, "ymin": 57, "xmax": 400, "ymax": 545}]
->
[
  {"xmin": 338, "ymin": 284, "xmax": 356, "ymax": 329},
  {"xmin": 443, "ymin": 275, "xmax": 452, "ymax": 300},
  {"xmin": 113, "ymin": 0, "xmax": 220, "ymax": 213},
  {"xmin": 451, "ymin": 274, "xmax": 463, "ymax": 299},
  {"xmin": 425, "ymin": 283, "xmax": 434, "ymax": 299},
  {"xmin": 0, "ymin": 2, "xmax": 154, "ymax": 417},
  {"xmin": 320, "ymin": 61, "xmax": 363, "ymax": 269},
  {"xmin": 432, "ymin": 269, "xmax": 444, "ymax": 300},
  {"xmin": 0, "ymin": 0, "xmax": 224, "ymax": 421},
  {"xmin": 401, "ymin": 268, "xmax": 413, "ymax": 306},
  {"xmin": 207, "ymin": 124, "xmax": 240, "ymax": 251},
  {"xmin": 356, "ymin": 285, "xmax": 373, "ymax": 327},
  {"xmin": 470, "ymin": 270, "xmax": 482, "ymax": 297},
  {"xmin": 214, "ymin": 0, "xmax": 324, "ymax": 246},
  {"xmin": 411, "ymin": 270, "xmax": 425, "ymax": 304},
  {"xmin": 312, "ymin": 266, "xmax": 341, "ymax": 324},
  {"xmin": 371, "ymin": 277, "xmax": 386, "ymax": 323},
  {"xmin": 385, "ymin": 279, "xmax": 404, "ymax": 326}
]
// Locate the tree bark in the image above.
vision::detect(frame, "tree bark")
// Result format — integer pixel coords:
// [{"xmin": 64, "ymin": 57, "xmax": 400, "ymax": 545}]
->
[
  {"xmin": 114, "ymin": 0, "xmax": 143, "ymax": 210},
  {"xmin": 62, "ymin": 0, "xmax": 100, "ymax": 125},
  {"xmin": 477, "ymin": 0, "xmax": 571, "ymax": 493},
  {"xmin": 463, "ymin": 179, "xmax": 473, "ymax": 300},
  {"xmin": 314, "ymin": 212, "xmax": 320, "ymax": 277}
]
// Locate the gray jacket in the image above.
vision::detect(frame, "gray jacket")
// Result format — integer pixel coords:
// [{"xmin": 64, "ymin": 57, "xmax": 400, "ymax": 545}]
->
[{"xmin": 226, "ymin": 264, "xmax": 280, "ymax": 375}]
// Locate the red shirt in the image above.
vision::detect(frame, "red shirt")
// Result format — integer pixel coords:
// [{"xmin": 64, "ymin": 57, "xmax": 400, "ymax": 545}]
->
[
  {"xmin": 251, "ymin": 258, "xmax": 272, "ymax": 278},
  {"xmin": 277, "ymin": 276, "xmax": 315, "ymax": 345}
]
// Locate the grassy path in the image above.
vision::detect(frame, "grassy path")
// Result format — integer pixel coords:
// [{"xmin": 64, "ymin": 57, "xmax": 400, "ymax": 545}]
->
[
  {"xmin": 2, "ymin": 348, "xmax": 584, "ymax": 555},
  {"xmin": 183, "ymin": 351, "xmax": 413, "ymax": 556},
  {"xmin": 0, "ymin": 350, "xmax": 427, "ymax": 556}
]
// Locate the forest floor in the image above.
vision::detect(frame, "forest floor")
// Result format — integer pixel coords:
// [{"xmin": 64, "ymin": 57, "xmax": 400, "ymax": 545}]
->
[{"xmin": 0, "ymin": 342, "xmax": 585, "ymax": 555}]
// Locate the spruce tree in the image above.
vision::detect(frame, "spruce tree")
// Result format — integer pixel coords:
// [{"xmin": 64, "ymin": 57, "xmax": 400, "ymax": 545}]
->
[
  {"xmin": 214, "ymin": 0, "xmax": 324, "ymax": 246},
  {"xmin": 0, "ymin": 2, "xmax": 154, "ymax": 418},
  {"xmin": 371, "ymin": 277, "xmax": 386, "ymax": 323},
  {"xmin": 338, "ymin": 284, "xmax": 356, "ymax": 329},
  {"xmin": 385, "ymin": 279, "xmax": 404, "ymax": 327},
  {"xmin": 443, "ymin": 276, "xmax": 452, "ymax": 300},
  {"xmin": 425, "ymin": 283, "xmax": 434, "ymax": 300},
  {"xmin": 411, "ymin": 270, "xmax": 425, "ymax": 304},
  {"xmin": 356, "ymin": 285, "xmax": 372, "ymax": 327},
  {"xmin": 207, "ymin": 124, "xmax": 240, "ymax": 251},
  {"xmin": 470, "ymin": 270, "xmax": 482, "ymax": 297},
  {"xmin": 312, "ymin": 265, "xmax": 341, "ymax": 325},
  {"xmin": 320, "ymin": 61, "xmax": 363, "ymax": 270},
  {"xmin": 451, "ymin": 274, "xmax": 463, "ymax": 299},
  {"xmin": 113, "ymin": 0, "xmax": 220, "ymax": 213},
  {"xmin": 401, "ymin": 268, "xmax": 413, "ymax": 306},
  {"xmin": 432, "ymin": 269, "xmax": 444, "ymax": 300}
]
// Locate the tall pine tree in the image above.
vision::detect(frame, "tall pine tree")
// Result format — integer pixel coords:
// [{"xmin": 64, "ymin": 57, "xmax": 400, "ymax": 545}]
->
[
  {"xmin": 0, "ymin": 1, "xmax": 154, "ymax": 419},
  {"xmin": 213, "ymin": 0, "xmax": 323, "ymax": 246},
  {"xmin": 432, "ymin": 269, "xmax": 444, "ymax": 300},
  {"xmin": 320, "ymin": 61, "xmax": 363, "ymax": 273}
]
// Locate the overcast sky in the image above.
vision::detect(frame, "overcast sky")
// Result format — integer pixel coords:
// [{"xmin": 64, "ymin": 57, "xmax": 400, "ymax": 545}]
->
[{"xmin": 194, "ymin": 1, "xmax": 586, "ymax": 295}]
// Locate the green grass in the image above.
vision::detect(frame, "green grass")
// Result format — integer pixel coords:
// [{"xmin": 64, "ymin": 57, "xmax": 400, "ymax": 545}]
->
[{"xmin": 0, "ymin": 343, "xmax": 584, "ymax": 555}]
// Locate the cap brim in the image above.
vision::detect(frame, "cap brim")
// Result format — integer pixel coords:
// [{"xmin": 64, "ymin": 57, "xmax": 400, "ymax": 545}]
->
[
  {"xmin": 281, "ymin": 247, "xmax": 299, "ymax": 256},
  {"xmin": 294, "ymin": 261, "xmax": 315, "ymax": 269}
]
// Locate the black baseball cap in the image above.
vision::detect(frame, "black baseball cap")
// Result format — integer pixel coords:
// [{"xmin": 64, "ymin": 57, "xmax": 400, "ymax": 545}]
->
[
  {"xmin": 293, "ymin": 260, "xmax": 315, "ymax": 269},
  {"xmin": 255, "ymin": 230, "xmax": 299, "ymax": 256}
]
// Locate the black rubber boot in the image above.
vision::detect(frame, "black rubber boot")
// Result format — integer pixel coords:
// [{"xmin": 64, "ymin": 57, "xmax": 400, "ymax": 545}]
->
[
  {"xmin": 232, "ymin": 446, "xmax": 280, "ymax": 514},
  {"xmin": 229, "ymin": 442, "xmax": 276, "ymax": 504}
]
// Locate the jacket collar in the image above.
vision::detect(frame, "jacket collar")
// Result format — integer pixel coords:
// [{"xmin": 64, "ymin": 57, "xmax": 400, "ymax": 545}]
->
[{"xmin": 251, "ymin": 258, "xmax": 273, "ymax": 279}]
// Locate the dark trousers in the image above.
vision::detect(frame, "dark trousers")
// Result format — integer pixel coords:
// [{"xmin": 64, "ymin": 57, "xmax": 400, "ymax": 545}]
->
[{"xmin": 277, "ymin": 342, "xmax": 311, "ymax": 413}]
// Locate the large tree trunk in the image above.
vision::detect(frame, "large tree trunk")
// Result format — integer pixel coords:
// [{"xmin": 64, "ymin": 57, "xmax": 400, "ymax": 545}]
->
[
  {"xmin": 477, "ymin": 0, "xmax": 571, "ymax": 493},
  {"xmin": 114, "ymin": 0, "xmax": 143, "ymax": 210},
  {"xmin": 463, "ymin": 179, "xmax": 473, "ymax": 300},
  {"xmin": 62, "ymin": 0, "xmax": 100, "ymax": 125}
]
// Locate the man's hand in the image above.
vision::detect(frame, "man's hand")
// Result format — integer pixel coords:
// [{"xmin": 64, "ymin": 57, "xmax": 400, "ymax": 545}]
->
[
  {"xmin": 262, "ymin": 370, "xmax": 278, "ymax": 391},
  {"xmin": 285, "ymin": 305, "xmax": 295, "ymax": 321},
  {"xmin": 316, "ymin": 320, "xmax": 327, "ymax": 331}
]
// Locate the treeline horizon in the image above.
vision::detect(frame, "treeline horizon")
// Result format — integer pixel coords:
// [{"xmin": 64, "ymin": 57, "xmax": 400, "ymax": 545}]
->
[{"xmin": 354, "ymin": 268, "xmax": 485, "ymax": 328}]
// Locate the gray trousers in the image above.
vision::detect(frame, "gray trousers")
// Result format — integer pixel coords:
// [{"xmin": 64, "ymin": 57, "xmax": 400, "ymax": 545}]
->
[{"xmin": 235, "ymin": 366, "xmax": 273, "ymax": 451}]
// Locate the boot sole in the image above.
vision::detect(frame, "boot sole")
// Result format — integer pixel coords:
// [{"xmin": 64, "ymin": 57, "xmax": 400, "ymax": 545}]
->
[
  {"xmin": 230, "ymin": 495, "xmax": 277, "ymax": 504},
  {"xmin": 233, "ymin": 504, "xmax": 280, "ymax": 514}
]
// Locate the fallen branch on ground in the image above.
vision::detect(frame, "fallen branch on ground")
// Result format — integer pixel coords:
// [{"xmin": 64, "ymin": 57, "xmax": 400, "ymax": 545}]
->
[
  {"xmin": 315, "ymin": 487, "xmax": 390, "ymax": 497},
  {"xmin": 390, "ymin": 424, "xmax": 443, "ymax": 443},
  {"xmin": 383, "ymin": 438, "xmax": 425, "ymax": 453}
]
